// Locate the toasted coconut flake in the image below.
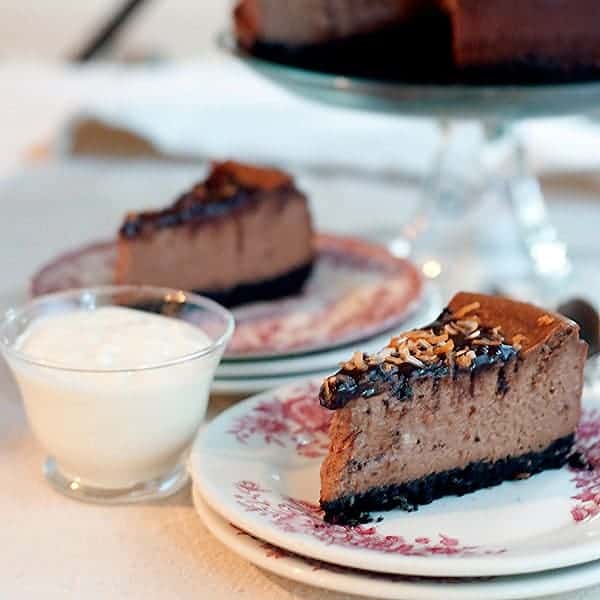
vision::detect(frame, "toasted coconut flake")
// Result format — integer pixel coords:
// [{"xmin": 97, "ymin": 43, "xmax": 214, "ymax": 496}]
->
[
  {"xmin": 381, "ymin": 361, "xmax": 396, "ymax": 372},
  {"xmin": 341, "ymin": 351, "xmax": 368, "ymax": 372},
  {"xmin": 453, "ymin": 302, "xmax": 481, "ymax": 319},
  {"xmin": 352, "ymin": 351, "xmax": 368, "ymax": 371},
  {"xmin": 395, "ymin": 347, "xmax": 411, "ymax": 361},
  {"xmin": 405, "ymin": 355, "xmax": 425, "ymax": 368},
  {"xmin": 455, "ymin": 319, "xmax": 480, "ymax": 334},
  {"xmin": 456, "ymin": 355, "xmax": 471, "ymax": 368},
  {"xmin": 385, "ymin": 354, "xmax": 408, "ymax": 366},
  {"xmin": 335, "ymin": 308, "xmax": 512, "ymax": 386},
  {"xmin": 404, "ymin": 330, "xmax": 434, "ymax": 340},
  {"xmin": 537, "ymin": 314, "xmax": 555, "ymax": 326},
  {"xmin": 456, "ymin": 350, "xmax": 477, "ymax": 369},
  {"xmin": 415, "ymin": 339, "xmax": 432, "ymax": 351},
  {"xmin": 367, "ymin": 349, "xmax": 389, "ymax": 366},
  {"xmin": 428, "ymin": 333, "xmax": 450, "ymax": 344},
  {"xmin": 512, "ymin": 333, "xmax": 527, "ymax": 350},
  {"xmin": 444, "ymin": 323, "xmax": 459, "ymax": 336},
  {"xmin": 434, "ymin": 339, "xmax": 455, "ymax": 355},
  {"xmin": 388, "ymin": 335, "xmax": 407, "ymax": 349}
]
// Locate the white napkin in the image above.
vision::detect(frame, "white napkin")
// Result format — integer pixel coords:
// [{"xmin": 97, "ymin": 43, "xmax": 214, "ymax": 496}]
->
[
  {"xmin": 3, "ymin": 56, "xmax": 600, "ymax": 179},
  {"xmin": 57, "ymin": 57, "xmax": 600, "ymax": 178},
  {"xmin": 57, "ymin": 57, "xmax": 440, "ymax": 176}
]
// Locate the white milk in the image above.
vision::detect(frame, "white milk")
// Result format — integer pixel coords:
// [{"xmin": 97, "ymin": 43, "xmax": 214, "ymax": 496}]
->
[{"xmin": 11, "ymin": 307, "xmax": 218, "ymax": 488}]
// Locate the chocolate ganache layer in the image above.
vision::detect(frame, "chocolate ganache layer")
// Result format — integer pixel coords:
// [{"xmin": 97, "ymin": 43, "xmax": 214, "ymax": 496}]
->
[{"xmin": 321, "ymin": 300, "xmax": 519, "ymax": 410}]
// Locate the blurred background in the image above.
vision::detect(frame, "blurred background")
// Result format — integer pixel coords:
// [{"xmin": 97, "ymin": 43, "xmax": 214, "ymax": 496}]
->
[
  {"xmin": 2, "ymin": 0, "xmax": 600, "ymax": 313},
  {"xmin": 1, "ymin": 0, "xmax": 227, "ymax": 59}
]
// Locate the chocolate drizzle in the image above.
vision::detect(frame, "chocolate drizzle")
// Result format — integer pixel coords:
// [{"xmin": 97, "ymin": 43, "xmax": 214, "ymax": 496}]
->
[
  {"xmin": 119, "ymin": 161, "xmax": 294, "ymax": 239},
  {"xmin": 320, "ymin": 302, "xmax": 519, "ymax": 410}
]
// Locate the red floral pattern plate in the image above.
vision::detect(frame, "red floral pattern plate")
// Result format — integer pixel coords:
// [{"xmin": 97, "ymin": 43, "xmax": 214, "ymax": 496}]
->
[
  {"xmin": 190, "ymin": 379, "xmax": 600, "ymax": 577},
  {"xmin": 192, "ymin": 487, "xmax": 600, "ymax": 600},
  {"xmin": 30, "ymin": 233, "xmax": 423, "ymax": 360}
]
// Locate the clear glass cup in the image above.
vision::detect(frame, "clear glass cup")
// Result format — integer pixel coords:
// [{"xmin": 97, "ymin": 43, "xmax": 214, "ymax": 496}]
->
[{"xmin": 0, "ymin": 285, "xmax": 234, "ymax": 504}]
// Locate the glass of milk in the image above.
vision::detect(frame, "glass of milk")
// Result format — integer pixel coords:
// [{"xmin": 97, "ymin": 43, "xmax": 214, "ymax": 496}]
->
[{"xmin": 0, "ymin": 285, "xmax": 234, "ymax": 504}]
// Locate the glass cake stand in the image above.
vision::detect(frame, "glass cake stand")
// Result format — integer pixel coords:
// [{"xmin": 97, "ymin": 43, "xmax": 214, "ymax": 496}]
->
[{"xmin": 219, "ymin": 32, "xmax": 600, "ymax": 305}]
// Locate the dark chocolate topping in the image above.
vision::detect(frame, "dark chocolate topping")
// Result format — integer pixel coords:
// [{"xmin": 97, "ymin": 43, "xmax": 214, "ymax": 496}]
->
[
  {"xmin": 119, "ymin": 161, "xmax": 295, "ymax": 239},
  {"xmin": 320, "ymin": 300, "xmax": 519, "ymax": 410}
]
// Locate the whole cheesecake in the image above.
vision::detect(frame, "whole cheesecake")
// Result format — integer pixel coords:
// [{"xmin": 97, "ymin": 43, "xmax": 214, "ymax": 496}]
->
[
  {"xmin": 115, "ymin": 161, "xmax": 315, "ymax": 307},
  {"xmin": 234, "ymin": 0, "xmax": 424, "ymax": 47},
  {"xmin": 234, "ymin": 0, "xmax": 450, "ymax": 81},
  {"xmin": 319, "ymin": 292, "xmax": 587, "ymax": 524},
  {"xmin": 234, "ymin": 0, "xmax": 600, "ymax": 82},
  {"xmin": 444, "ymin": 0, "xmax": 600, "ymax": 80}
]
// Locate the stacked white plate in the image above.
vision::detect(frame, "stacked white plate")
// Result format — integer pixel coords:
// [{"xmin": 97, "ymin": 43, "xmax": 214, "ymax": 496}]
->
[
  {"xmin": 190, "ymin": 379, "xmax": 600, "ymax": 599},
  {"xmin": 32, "ymin": 231, "xmax": 438, "ymax": 396}
]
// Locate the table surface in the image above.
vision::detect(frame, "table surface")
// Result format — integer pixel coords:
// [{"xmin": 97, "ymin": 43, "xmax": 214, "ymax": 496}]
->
[
  {"xmin": 3, "ymin": 368, "xmax": 600, "ymax": 600},
  {"xmin": 2, "ymin": 162, "xmax": 600, "ymax": 600}
]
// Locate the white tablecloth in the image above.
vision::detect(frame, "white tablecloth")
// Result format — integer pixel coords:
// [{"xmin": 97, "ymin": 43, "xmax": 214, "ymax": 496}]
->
[
  {"xmin": 0, "ymin": 369, "xmax": 345, "ymax": 600},
  {"xmin": 5, "ymin": 58, "xmax": 600, "ymax": 182},
  {"xmin": 0, "ymin": 371, "xmax": 597, "ymax": 600}
]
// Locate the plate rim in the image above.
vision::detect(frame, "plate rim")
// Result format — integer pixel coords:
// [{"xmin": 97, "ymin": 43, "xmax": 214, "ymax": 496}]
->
[
  {"xmin": 216, "ymin": 286, "xmax": 441, "ymax": 378},
  {"xmin": 30, "ymin": 232, "xmax": 425, "ymax": 361},
  {"xmin": 192, "ymin": 485, "xmax": 600, "ymax": 600}
]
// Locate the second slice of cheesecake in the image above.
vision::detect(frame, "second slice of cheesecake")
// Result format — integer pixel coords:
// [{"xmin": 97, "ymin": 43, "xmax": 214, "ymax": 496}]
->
[{"xmin": 115, "ymin": 161, "xmax": 315, "ymax": 307}]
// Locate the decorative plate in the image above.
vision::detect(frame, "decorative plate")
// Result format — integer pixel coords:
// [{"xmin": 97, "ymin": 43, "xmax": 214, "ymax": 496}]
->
[
  {"xmin": 191, "ymin": 379, "xmax": 600, "ymax": 577},
  {"xmin": 193, "ymin": 486, "xmax": 600, "ymax": 600},
  {"xmin": 215, "ymin": 288, "xmax": 441, "ymax": 378},
  {"xmin": 31, "ymin": 233, "xmax": 423, "ymax": 360},
  {"xmin": 210, "ymin": 291, "xmax": 438, "ymax": 395}
]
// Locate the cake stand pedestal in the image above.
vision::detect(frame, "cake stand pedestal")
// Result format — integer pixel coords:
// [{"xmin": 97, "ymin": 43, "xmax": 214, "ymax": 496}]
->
[{"xmin": 220, "ymin": 33, "xmax": 600, "ymax": 305}]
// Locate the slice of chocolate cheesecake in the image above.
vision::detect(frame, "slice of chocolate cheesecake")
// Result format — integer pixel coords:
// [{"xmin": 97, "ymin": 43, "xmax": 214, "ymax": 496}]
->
[
  {"xmin": 319, "ymin": 292, "xmax": 587, "ymax": 524},
  {"xmin": 115, "ymin": 161, "xmax": 314, "ymax": 307}
]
